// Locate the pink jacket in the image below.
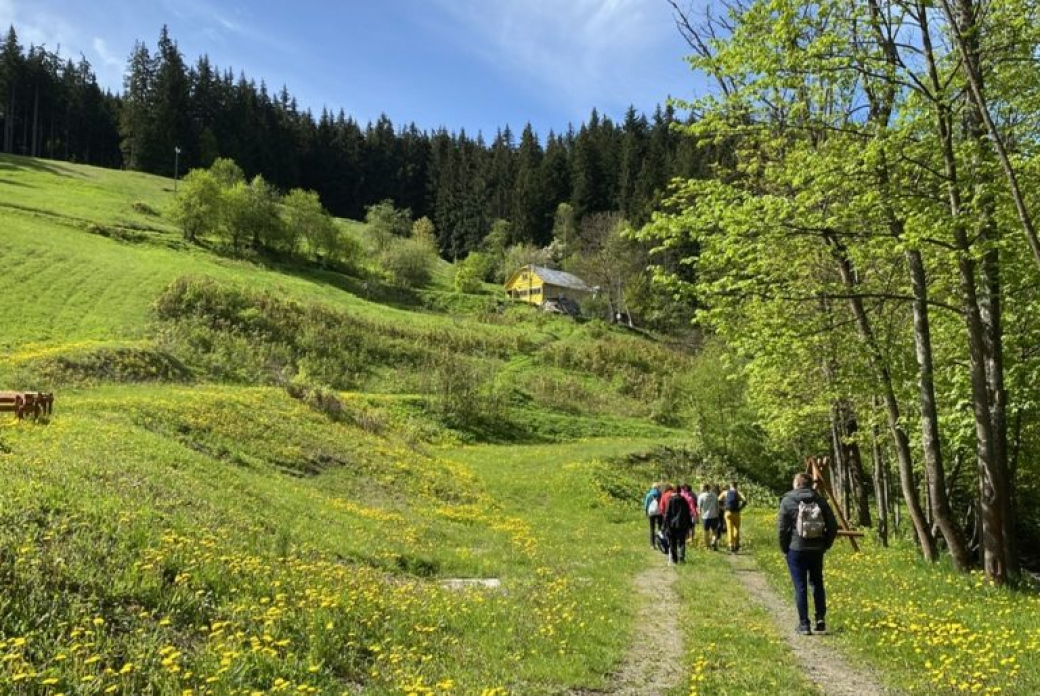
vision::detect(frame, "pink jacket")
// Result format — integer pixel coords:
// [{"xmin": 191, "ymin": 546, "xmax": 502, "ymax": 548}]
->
[{"xmin": 680, "ymin": 490, "xmax": 698, "ymax": 521}]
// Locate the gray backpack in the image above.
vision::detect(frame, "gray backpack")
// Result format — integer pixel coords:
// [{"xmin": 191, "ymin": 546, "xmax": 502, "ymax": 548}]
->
[{"xmin": 796, "ymin": 500, "xmax": 826, "ymax": 539}]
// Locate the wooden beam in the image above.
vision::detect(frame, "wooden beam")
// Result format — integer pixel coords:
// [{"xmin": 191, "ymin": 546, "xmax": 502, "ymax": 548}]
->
[{"xmin": 807, "ymin": 456, "xmax": 861, "ymax": 552}]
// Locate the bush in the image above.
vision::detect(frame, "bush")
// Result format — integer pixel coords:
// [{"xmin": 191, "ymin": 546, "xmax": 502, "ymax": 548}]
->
[
  {"xmin": 426, "ymin": 351, "xmax": 504, "ymax": 429},
  {"xmin": 454, "ymin": 252, "xmax": 490, "ymax": 294},
  {"xmin": 153, "ymin": 277, "xmax": 529, "ymax": 391},
  {"xmin": 380, "ymin": 237, "xmax": 436, "ymax": 288},
  {"xmin": 32, "ymin": 347, "xmax": 193, "ymax": 386},
  {"xmin": 169, "ymin": 169, "xmax": 221, "ymax": 242}
]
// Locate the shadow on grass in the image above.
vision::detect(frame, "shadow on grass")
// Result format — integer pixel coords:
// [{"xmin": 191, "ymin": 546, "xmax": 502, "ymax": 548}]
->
[
  {"xmin": 256, "ymin": 255, "xmax": 433, "ymax": 312},
  {"xmin": 0, "ymin": 154, "xmax": 73, "ymax": 177}
]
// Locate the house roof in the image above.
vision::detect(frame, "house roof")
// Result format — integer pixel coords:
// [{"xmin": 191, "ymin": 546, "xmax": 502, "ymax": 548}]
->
[{"xmin": 523, "ymin": 265, "xmax": 591, "ymax": 292}]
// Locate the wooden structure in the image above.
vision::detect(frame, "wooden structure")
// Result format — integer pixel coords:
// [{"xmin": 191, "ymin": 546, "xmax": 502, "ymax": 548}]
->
[
  {"xmin": 805, "ymin": 456, "xmax": 864, "ymax": 552},
  {"xmin": 504, "ymin": 265, "xmax": 591, "ymax": 312},
  {"xmin": 0, "ymin": 391, "xmax": 54, "ymax": 420}
]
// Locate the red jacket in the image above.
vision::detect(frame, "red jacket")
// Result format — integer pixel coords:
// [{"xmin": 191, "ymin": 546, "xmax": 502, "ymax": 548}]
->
[{"xmin": 659, "ymin": 489, "xmax": 675, "ymax": 520}]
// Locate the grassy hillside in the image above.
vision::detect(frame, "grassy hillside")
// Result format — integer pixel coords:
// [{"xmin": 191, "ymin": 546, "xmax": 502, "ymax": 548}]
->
[
  {"xmin": 0, "ymin": 152, "xmax": 694, "ymax": 695},
  {"xmin": 3, "ymin": 152, "xmax": 1039, "ymax": 696}
]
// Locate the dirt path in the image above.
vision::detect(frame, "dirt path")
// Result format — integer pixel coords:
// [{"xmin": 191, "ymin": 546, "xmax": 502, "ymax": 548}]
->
[
  {"xmin": 726, "ymin": 553, "xmax": 891, "ymax": 696},
  {"xmin": 572, "ymin": 562, "xmax": 684, "ymax": 696}
]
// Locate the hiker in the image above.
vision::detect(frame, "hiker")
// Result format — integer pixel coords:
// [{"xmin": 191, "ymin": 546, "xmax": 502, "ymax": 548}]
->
[
  {"xmin": 719, "ymin": 481, "xmax": 747, "ymax": 553},
  {"xmin": 659, "ymin": 484, "xmax": 676, "ymax": 521},
  {"xmin": 778, "ymin": 472, "xmax": 838, "ymax": 635},
  {"xmin": 664, "ymin": 483, "xmax": 694, "ymax": 565},
  {"xmin": 679, "ymin": 483, "xmax": 698, "ymax": 545},
  {"xmin": 696, "ymin": 483, "xmax": 720, "ymax": 550},
  {"xmin": 712, "ymin": 483, "xmax": 726, "ymax": 542},
  {"xmin": 644, "ymin": 482, "xmax": 663, "ymax": 549}
]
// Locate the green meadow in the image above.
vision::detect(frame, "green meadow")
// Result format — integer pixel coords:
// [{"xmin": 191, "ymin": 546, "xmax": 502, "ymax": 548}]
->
[{"xmin": 2, "ymin": 152, "xmax": 1040, "ymax": 695}]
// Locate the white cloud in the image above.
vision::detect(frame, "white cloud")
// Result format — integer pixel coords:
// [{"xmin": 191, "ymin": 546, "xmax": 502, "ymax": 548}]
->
[
  {"xmin": 426, "ymin": 0, "xmax": 678, "ymax": 116},
  {"xmin": 158, "ymin": 0, "xmax": 290, "ymax": 53},
  {"xmin": 92, "ymin": 36, "xmax": 123, "ymax": 70}
]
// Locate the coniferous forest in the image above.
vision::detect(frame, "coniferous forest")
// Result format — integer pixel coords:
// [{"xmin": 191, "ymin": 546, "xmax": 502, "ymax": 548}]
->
[{"xmin": 0, "ymin": 24, "xmax": 710, "ymax": 258}]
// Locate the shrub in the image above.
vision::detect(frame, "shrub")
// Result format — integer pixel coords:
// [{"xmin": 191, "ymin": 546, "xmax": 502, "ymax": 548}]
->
[
  {"xmin": 32, "ymin": 347, "xmax": 194, "ymax": 386},
  {"xmin": 283, "ymin": 189, "xmax": 338, "ymax": 264},
  {"xmin": 169, "ymin": 169, "xmax": 221, "ymax": 242},
  {"xmin": 380, "ymin": 237, "xmax": 436, "ymax": 288},
  {"xmin": 426, "ymin": 351, "xmax": 503, "ymax": 429},
  {"xmin": 454, "ymin": 252, "xmax": 490, "ymax": 294}
]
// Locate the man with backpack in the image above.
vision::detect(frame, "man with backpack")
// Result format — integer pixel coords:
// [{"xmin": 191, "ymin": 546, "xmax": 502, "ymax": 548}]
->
[
  {"xmin": 719, "ymin": 481, "xmax": 747, "ymax": 553},
  {"xmin": 644, "ymin": 482, "xmax": 663, "ymax": 549},
  {"xmin": 778, "ymin": 472, "xmax": 839, "ymax": 636},
  {"xmin": 664, "ymin": 484, "xmax": 694, "ymax": 565}
]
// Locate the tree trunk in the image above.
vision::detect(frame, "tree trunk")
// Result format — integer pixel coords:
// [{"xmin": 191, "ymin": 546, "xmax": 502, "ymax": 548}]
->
[
  {"xmin": 829, "ymin": 405, "xmax": 848, "ymax": 518},
  {"xmin": 844, "ymin": 417, "xmax": 872, "ymax": 528},
  {"xmin": 871, "ymin": 408, "xmax": 889, "ymax": 547},
  {"xmin": 3, "ymin": 87, "xmax": 14, "ymax": 152},
  {"xmin": 980, "ymin": 247, "xmax": 1017, "ymax": 578},
  {"xmin": 825, "ymin": 232, "xmax": 936, "ymax": 559},
  {"xmin": 833, "ymin": 399, "xmax": 871, "ymax": 527},
  {"xmin": 920, "ymin": 4, "xmax": 1008, "ymax": 584},
  {"xmin": 906, "ymin": 249, "xmax": 972, "ymax": 570},
  {"xmin": 31, "ymin": 83, "xmax": 38, "ymax": 158}
]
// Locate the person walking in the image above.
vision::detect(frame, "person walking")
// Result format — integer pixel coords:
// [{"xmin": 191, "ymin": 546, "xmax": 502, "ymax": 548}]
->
[
  {"xmin": 696, "ymin": 483, "xmax": 720, "ymax": 550},
  {"xmin": 644, "ymin": 482, "xmax": 663, "ymax": 549},
  {"xmin": 664, "ymin": 484, "xmax": 694, "ymax": 565},
  {"xmin": 679, "ymin": 483, "xmax": 698, "ymax": 546},
  {"xmin": 712, "ymin": 483, "xmax": 726, "ymax": 544},
  {"xmin": 720, "ymin": 481, "xmax": 747, "ymax": 553},
  {"xmin": 778, "ymin": 472, "xmax": 838, "ymax": 635}
]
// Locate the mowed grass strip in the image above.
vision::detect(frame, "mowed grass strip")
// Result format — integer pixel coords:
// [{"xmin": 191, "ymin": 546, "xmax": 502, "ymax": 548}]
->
[
  {"xmin": 669, "ymin": 543, "xmax": 822, "ymax": 696},
  {"xmin": 0, "ymin": 210, "xmax": 503, "ymax": 348},
  {"xmin": 0, "ymin": 153, "xmax": 177, "ymax": 232},
  {"xmin": 444, "ymin": 439, "xmax": 677, "ymax": 692}
]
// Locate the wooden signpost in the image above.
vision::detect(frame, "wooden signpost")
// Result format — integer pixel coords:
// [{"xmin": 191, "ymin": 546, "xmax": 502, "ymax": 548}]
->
[{"xmin": 805, "ymin": 456, "xmax": 865, "ymax": 552}]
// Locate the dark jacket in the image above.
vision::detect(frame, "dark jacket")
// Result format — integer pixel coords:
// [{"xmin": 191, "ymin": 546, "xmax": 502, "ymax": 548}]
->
[
  {"xmin": 665, "ymin": 492, "xmax": 694, "ymax": 534},
  {"xmin": 777, "ymin": 486, "xmax": 838, "ymax": 554}
]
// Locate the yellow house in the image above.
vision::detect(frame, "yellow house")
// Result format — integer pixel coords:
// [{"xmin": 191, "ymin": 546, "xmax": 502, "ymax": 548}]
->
[{"xmin": 504, "ymin": 265, "xmax": 592, "ymax": 310}]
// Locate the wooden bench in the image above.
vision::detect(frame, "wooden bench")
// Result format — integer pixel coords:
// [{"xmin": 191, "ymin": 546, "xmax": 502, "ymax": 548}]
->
[{"xmin": 0, "ymin": 391, "xmax": 54, "ymax": 419}]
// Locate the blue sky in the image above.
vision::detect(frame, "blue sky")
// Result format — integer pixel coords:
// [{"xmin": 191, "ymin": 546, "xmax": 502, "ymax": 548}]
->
[{"xmin": 0, "ymin": 0, "xmax": 704, "ymax": 138}]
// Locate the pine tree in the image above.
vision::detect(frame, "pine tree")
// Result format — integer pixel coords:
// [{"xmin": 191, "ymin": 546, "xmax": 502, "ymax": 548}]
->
[
  {"xmin": 511, "ymin": 123, "xmax": 547, "ymax": 245},
  {"xmin": 1, "ymin": 26, "xmax": 24, "ymax": 153},
  {"xmin": 120, "ymin": 40, "xmax": 156, "ymax": 169}
]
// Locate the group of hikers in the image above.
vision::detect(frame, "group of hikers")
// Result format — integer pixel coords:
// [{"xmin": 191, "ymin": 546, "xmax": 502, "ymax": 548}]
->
[
  {"xmin": 643, "ymin": 481, "xmax": 748, "ymax": 563},
  {"xmin": 643, "ymin": 472, "xmax": 839, "ymax": 636}
]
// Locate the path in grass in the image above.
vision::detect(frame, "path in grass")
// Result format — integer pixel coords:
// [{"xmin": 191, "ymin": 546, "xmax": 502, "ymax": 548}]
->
[
  {"xmin": 572, "ymin": 561, "xmax": 684, "ymax": 696},
  {"xmin": 727, "ymin": 553, "xmax": 889, "ymax": 696}
]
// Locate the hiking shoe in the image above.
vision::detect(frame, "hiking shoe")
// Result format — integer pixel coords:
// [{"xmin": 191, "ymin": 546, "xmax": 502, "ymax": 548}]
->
[
  {"xmin": 815, "ymin": 619, "xmax": 826, "ymax": 634},
  {"xmin": 797, "ymin": 622, "xmax": 812, "ymax": 636}
]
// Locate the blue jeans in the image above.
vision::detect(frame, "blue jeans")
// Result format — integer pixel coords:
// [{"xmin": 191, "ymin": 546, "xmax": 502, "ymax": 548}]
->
[{"xmin": 785, "ymin": 550, "xmax": 826, "ymax": 624}]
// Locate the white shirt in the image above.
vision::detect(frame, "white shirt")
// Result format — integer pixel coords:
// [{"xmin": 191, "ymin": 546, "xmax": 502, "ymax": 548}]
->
[{"xmin": 697, "ymin": 491, "xmax": 719, "ymax": 519}]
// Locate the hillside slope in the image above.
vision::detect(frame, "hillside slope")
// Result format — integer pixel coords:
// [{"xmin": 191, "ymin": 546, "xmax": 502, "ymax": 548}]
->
[{"xmin": 0, "ymin": 153, "xmax": 694, "ymax": 695}]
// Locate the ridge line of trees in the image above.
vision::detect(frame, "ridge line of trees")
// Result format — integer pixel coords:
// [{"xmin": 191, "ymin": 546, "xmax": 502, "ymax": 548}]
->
[{"xmin": 1, "ymin": 24, "xmax": 716, "ymax": 260}]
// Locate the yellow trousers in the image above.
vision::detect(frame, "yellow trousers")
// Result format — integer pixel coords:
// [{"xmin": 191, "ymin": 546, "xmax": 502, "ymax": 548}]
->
[{"xmin": 724, "ymin": 511, "xmax": 741, "ymax": 550}]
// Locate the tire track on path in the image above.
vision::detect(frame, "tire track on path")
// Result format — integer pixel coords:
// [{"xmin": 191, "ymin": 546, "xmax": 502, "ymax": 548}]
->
[
  {"xmin": 572, "ymin": 562, "xmax": 683, "ymax": 696},
  {"xmin": 726, "ymin": 553, "xmax": 894, "ymax": 696}
]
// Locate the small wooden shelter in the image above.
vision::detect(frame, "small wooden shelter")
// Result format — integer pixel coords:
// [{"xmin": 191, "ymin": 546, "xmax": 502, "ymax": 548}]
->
[{"xmin": 503, "ymin": 265, "xmax": 592, "ymax": 311}]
